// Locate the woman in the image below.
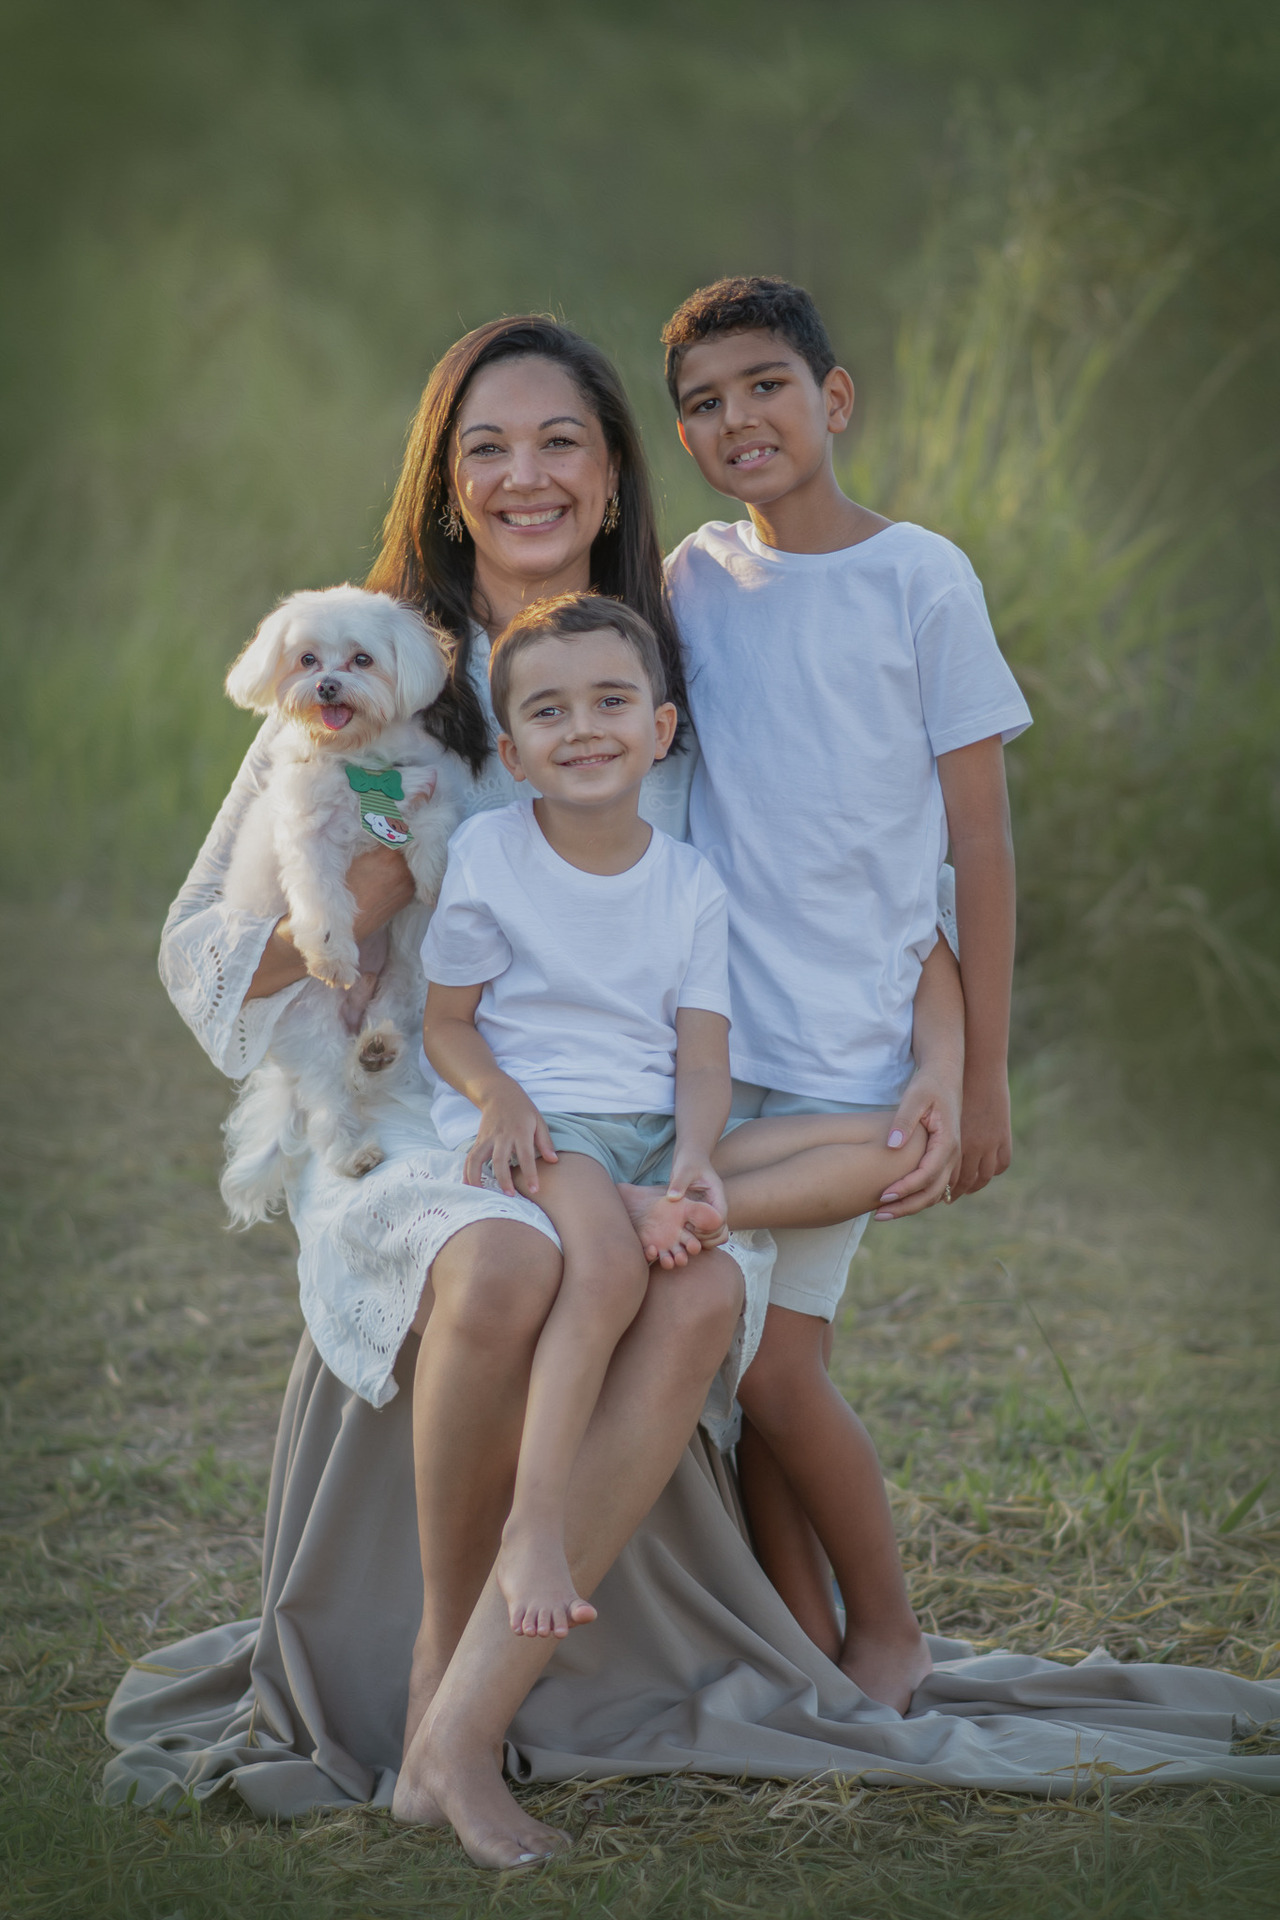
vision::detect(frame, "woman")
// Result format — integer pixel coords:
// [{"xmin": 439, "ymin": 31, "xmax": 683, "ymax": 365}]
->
[{"xmin": 106, "ymin": 320, "xmax": 1280, "ymax": 1866}]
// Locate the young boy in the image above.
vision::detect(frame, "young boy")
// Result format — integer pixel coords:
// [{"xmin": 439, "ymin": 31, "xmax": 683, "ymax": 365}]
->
[
  {"xmin": 419, "ymin": 591, "xmax": 929, "ymax": 1644},
  {"xmin": 661, "ymin": 275, "xmax": 1033, "ymax": 1709}
]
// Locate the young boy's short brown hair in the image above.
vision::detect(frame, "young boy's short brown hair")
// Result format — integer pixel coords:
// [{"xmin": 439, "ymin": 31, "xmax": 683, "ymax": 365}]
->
[
  {"xmin": 661, "ymin": 275, "xmax": 838, "ymax": 409},
  {"xmin": 489, "ymin": 591, "xmax": 668, "ymax": 735}
]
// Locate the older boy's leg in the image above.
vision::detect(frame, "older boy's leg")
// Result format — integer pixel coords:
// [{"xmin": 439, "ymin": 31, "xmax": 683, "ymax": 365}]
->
[
  {"xmin": 737, "ymin": 1409, "xmax": 841, "ymax": 1658},
  {"xmin": 498, "ymin": 1153, "xmax": 651, "ymax": 1638},
  {"xmin": 736, "ymin": 1301, "xmax": 930, "ymax": 1713}
]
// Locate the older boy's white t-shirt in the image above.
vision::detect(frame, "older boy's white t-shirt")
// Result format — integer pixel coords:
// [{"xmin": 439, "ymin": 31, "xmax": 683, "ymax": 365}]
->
[
  {"xmin": 420, "ymin": 797, "xmax": 730, "ymax": 1148},
  {"xmin": 666, "ymin": 518, "xmax": 1032, "ymax": 1105}
]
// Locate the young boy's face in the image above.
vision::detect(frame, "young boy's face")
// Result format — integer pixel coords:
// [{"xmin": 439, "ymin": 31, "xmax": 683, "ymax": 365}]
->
[
  {"xmin": 497, "ymin": 629, "xmax": 677, "ymax": 809},
  {"xmin": 673, "ymin": 328, "xmax": 853, "ymax": 506}
]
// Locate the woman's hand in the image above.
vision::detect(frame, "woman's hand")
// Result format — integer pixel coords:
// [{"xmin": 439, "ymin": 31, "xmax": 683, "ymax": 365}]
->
[
  {"xmin": 348, "ymin": 845, "xmax": 416, "ymax": 940},
  {"xmin": 464, "ymin": 1080, "xmax": 558, "ymax": 1196},
  {"xmin": 246, "ymin": 847, "xmax": 415, "ymax": 1000},
  {"xmin": 872, "ymin": 1067, "xmax": 962, "ymax": 1219}
]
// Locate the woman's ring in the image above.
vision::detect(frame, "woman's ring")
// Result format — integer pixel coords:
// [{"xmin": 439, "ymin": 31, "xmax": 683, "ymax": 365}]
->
[{"xmin": 943, "ymin": 1183, "xmax": 953, "ymax": 1204}]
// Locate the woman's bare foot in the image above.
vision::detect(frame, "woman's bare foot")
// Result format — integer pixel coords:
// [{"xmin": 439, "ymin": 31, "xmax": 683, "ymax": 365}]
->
[
  {"xmin": 495, "ymin": 1520, "xmax": 598, "ymax": 1637},
  {"xmin": 840, "ymin": 1627, "xmax": 932, "ymax": 1715},
  {"xmin": 616, "ymin": 1183, "xmax": 726, "ymax": 1268},
  {"xmin": 394, "ymin": 1720, "xmax": 570, "ymax": 1868}
]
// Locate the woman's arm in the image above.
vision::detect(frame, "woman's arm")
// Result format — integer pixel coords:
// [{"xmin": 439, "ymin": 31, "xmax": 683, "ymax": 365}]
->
[
  {"xmin": 872, "ymin": 934, "xmax": 965, "ymax": 1219},
  {"xmin": 158, "ymin": 720, "xmax": 304, "ymax": 1076},
  {"xmin": 422, "ymin": 981, "xmax": 557, "ymax": 1194},
  {"xmin": 245, "ymin": 846, "xmax": 415, "ymax": 999}
]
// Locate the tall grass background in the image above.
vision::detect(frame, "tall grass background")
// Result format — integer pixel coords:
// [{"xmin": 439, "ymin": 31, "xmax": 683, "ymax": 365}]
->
[{"xmin": 3, "ymin": 0, "xmax": 1279, "ymax": 1109}]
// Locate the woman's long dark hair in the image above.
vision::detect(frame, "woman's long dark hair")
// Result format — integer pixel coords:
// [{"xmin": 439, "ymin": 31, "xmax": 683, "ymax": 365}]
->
[{"xmin": 366, "ymin": 317, "xmax": 687, "ymax": 772}]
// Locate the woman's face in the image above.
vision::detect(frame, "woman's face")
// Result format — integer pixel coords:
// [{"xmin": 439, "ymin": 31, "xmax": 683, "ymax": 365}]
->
[{"xmin": 449, "ymin": 356, "xmax": 618, "ymax": 599}]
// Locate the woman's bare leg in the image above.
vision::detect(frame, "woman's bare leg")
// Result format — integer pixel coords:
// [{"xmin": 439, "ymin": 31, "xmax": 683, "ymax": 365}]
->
[
  {"xmin": 401, "ymin": 1220, "xmax": 563, "ymax": 1765},
  {"xmin": 393, "ymin": 1250, "xmax": 745, "ymax": 1867}
]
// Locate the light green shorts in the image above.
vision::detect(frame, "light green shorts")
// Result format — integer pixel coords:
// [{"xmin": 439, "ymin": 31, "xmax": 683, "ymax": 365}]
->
[{"xmin": 541, "ymin": 1111, "xmax": 677, "ymax": 1188}]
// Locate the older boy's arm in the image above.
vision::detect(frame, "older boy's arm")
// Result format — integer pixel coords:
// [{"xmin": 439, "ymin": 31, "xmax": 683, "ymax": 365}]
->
[
  {"xmin": 422, "ymin": 980, "xmax": 557, "ymax": 1195},
  {"xmin": 669, "ymin": 1008, "xmax": 733, "ymax": 1216},
  {"xmin": 936, "ymin": 734, "xmax": 1017, "ymax": 1197},
  {"xmin": 874, "ymin": 936, "xmax": 964, "ymax": 1218}
]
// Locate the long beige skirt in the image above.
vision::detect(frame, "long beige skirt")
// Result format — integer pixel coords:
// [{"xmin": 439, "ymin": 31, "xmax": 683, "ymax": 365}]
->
[{"xmin": 103, "ymin": 1332, "xmax": 1280, "ymax": 1816}]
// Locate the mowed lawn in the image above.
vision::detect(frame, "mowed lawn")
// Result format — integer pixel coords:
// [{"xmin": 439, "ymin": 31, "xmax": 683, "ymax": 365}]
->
[{"xmin": 2, "ymin": 911, "xmax": 1278, "ymax": 1920}]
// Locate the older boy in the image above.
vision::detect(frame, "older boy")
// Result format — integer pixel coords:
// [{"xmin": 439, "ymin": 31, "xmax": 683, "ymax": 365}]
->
[{"xmin": 661, "ymin": 275, "xmax": 1032, "ymax": 1709}]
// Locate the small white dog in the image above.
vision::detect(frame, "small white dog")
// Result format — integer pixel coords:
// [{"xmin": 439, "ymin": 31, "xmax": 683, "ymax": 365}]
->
[{"xmin": 219, "ymin": 585, "xmax": 467, "ymax": 1222}]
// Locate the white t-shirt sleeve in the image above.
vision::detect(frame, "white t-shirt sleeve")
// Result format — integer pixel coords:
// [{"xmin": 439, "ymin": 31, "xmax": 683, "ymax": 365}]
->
[
  {"xmin": 675, "ymin": 867, "xmax": 732, "ymax": 1021},
  {"xmin": 914, "ymin": 575, "xmax": 1033, "ymax": 757},
  {"xmin": 420, "ymin": 850, "xmax": 512, "ymax": 986}
]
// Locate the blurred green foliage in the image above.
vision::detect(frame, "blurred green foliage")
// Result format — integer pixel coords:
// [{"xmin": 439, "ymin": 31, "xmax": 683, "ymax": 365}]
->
[{"xmin": 3, "ymin": 0, "xmax": 1278, "ymax": 1098}]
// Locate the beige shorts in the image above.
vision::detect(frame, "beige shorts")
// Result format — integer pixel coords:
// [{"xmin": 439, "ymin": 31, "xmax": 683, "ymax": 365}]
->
[{"xmin": 727, "ymin": 1079, "xmax": 886, "ymax": 1322}]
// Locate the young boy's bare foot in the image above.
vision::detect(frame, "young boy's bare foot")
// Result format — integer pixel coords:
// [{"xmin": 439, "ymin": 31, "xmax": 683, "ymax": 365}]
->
[
  {"xmin": 840, "ymin": 1626, "xmax": 932, "ymax": 1715},
  {"xmin": 394, "ymin": 1717, "xmax": 570, "ymax": 1868},
  {"xmin": 617, "ymin": 1183, "xmax": 726, "ymax": 1269},
  {"xmin": 495, "ymin": 1520, "xmax": 598, "ymax": 1638}
]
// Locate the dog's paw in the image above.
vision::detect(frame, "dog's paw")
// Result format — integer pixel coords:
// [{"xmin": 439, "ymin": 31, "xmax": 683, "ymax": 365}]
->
[
  {"xmin": 357, "ymin": 1027, "xmax": 401, "ymax": 1074},
  {"xmin": 297, "ymin": 934, "xmax": 361, "ymax": 991},
  {"xmin": 334, "ymin": 1141, "xmax": 385, "ymax": 1179}
]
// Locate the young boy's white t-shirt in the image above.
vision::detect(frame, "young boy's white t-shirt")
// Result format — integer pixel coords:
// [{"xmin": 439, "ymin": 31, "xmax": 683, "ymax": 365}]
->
[
  {"xmin": 665, "ymin": 518, "xmax": 1032, "ymax": 1105},
  {"xmin": 420, "ymin": 797, "xmax": 731, "ymax": 1148}
]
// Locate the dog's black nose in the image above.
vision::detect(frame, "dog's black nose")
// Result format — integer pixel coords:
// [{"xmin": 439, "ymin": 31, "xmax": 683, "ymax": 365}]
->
[{"xmin": 316, "ymin": 678, "xmax": 341, "ymax": 702}]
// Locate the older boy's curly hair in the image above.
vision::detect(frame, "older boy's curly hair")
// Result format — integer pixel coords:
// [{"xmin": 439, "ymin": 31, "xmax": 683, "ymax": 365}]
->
[{"xmin": 661, "ymin": 276, "xmax": 838, "ymax": 408}]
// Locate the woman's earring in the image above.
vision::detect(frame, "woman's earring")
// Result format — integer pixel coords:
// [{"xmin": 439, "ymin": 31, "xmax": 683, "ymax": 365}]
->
[
  {"xmin": 602, "ymin": 491, "xmax": 621, "ymax": 535},
  {"xmin": 440, "ymin": 500, "xmax": 465, "ymax": 542}
]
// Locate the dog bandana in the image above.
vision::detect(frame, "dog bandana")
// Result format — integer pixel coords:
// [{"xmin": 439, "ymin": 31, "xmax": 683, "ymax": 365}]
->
[{"xmin": 345, "ymin": 765, "xmax": 414, "ymax": 848}]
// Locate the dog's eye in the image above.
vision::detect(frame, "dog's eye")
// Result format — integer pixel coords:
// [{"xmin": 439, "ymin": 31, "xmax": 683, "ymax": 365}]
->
[
  {"xmin": 300, "ymin": 652, "xmax": 317, "ymax": 668},
  {"xmin": 352, "ymin": 653, "xmax": 373, "ymax": 668}
]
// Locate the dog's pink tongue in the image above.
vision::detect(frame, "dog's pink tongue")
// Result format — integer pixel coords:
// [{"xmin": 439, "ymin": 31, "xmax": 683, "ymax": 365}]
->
[{"xmin": 320, "ymin": 706, "xmax": 353, "ymax": 731}]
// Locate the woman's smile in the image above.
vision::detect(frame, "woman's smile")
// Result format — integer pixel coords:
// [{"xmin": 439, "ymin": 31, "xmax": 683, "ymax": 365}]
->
[{"xmin": 497, "ymin": 504, "xmax": 570, "ymax": 529}]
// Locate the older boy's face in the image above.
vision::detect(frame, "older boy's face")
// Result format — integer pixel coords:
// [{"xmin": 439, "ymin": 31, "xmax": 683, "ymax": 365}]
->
[
  {"xmin": 497, "ymin": 630, "xmax": 677, "ymax": 809},
  {"xmin": 674, "ymin": 329, "xmax": 850, "ymax": 505}
]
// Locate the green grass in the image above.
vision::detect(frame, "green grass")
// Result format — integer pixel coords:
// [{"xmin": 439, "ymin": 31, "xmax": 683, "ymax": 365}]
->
[{"xmin": 2, "ymin": 912, "xmax": 1277, "ymax": 1918}]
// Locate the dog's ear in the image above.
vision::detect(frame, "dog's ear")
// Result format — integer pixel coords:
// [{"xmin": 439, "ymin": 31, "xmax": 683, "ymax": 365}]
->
[
  {"xmin": 385, "ymin": 602, "xmax": 449, "ymax": 717},
  {"xmin": 226, "ymin": 605, "xmax": 293, "ymax": 712}
]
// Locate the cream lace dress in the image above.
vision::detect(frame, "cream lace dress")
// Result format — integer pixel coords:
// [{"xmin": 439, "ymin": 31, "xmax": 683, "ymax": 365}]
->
[{"xmin": 159, "ymin": 635, "xmax": 774, "ymax": 1417}]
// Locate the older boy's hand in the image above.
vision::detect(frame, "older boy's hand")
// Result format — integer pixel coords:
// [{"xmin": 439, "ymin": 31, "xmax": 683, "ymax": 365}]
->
[
  {"xmin": 875, "ymin": 1068, "xmax": 961, "ymax": 1217},
  {"xmin": 952, "ymin": 1071, "xmax": 1012, "ymax": 1196},
  {"xmin": 465, "ymin": 1080, "xmax": 558, "ymax": 1196}
]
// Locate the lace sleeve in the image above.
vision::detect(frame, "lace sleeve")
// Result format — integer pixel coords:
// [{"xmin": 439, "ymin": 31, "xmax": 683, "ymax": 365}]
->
[{"xmin": 158, "ymin": 718, "xmax": 307, "ymax": 1078}]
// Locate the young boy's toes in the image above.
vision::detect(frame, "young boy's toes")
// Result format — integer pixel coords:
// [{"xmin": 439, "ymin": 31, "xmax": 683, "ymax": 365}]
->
[{"xmin": 568, "ymin": 1598, "xmax": 598, "ymax": 1627}]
